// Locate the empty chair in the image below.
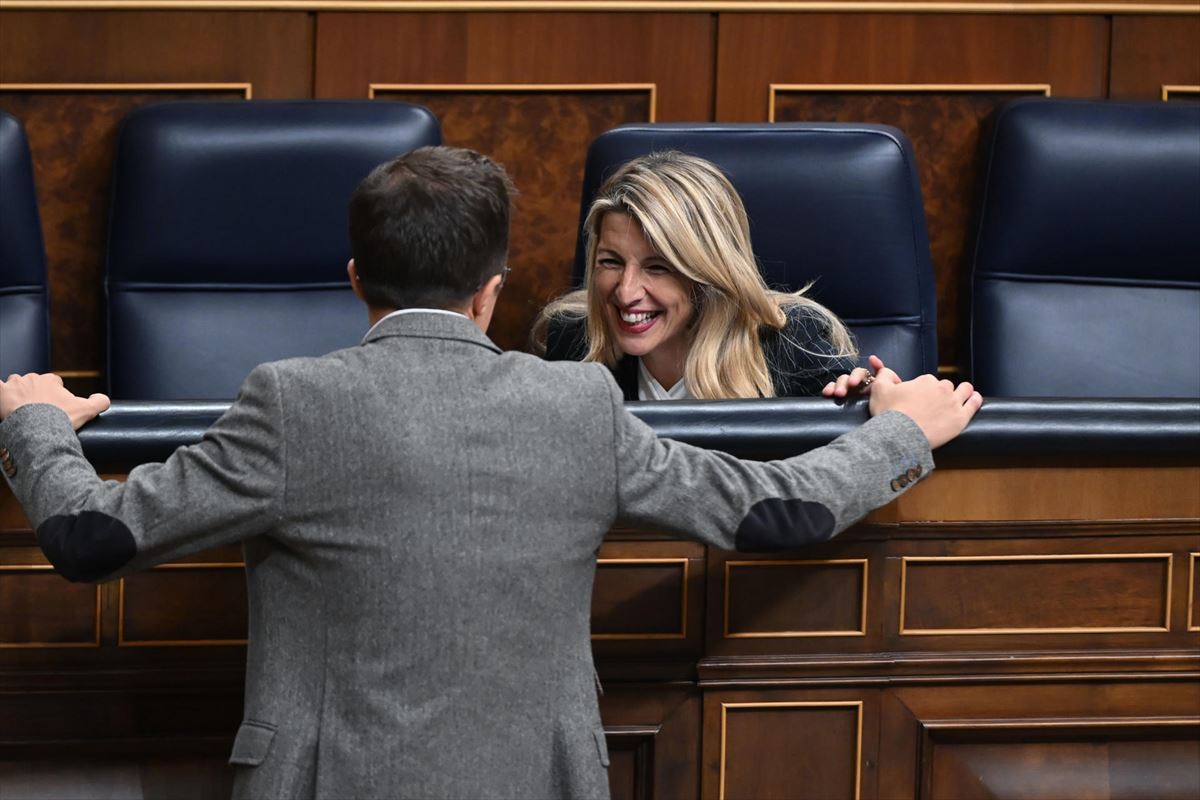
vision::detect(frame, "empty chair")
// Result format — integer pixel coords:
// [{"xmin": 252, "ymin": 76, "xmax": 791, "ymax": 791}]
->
[
  {"xmin": 969, "ymin": 97, "xmax": 1200, "ymax": 397},
  {"xmin": 106, "ymin": 100, "xmax": 441, "ymax": 400},
  {"xmin": 0, "ymin": 111, "xmax": 50, "ymax": 376},
  {"xmin": 569, "ymin": 123, "xmax": 939, "ymax": 378}
]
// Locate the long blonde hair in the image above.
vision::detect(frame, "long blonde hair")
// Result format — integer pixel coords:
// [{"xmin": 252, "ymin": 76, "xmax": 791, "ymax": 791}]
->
[{"xmin": 537, "ymin": 151, "xmax": 855, "ymax": 399}]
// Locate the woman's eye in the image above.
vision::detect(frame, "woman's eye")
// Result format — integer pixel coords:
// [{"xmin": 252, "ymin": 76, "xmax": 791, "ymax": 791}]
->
[
  {"xmin": 644, "ymin": 264, "xmax": 671, "ymax": 275},
  {"xmin": 598, "ymin": 258, "xmax": 622, "ymax": 269}
]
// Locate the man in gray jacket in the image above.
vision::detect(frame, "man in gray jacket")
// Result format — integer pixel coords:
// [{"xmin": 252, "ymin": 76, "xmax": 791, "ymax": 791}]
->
[{"xmin": 0, "ymin": 146, "xmax": 981, "ymax": 799}]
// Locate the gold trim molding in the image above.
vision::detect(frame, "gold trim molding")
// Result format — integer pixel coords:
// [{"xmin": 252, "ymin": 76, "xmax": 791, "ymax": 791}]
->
[
  {"xmin": 769, "ymin": 82, "xmax": 1052, "ymax": 121},
  {"xmin": 0, "ymin": 1, "xmax": 1196, "ymax": 14},
  {"xmin": 1188, "ymin": 552, "xmax": 1198, "ymax": 632},
  {"xmin": 724, "ymin": 558, "xmax": 868, "ymax": 639},
  {"xmin": 118, "ymin": 561, "xmax": 248, "ymax": 647},
  {"xmin": 899, "ymin": 553, "xmax": 1174, "ymax": 635},
  {"xmin": 592, "ymin": 557, "xmax": 688, "ymax": 640},
  {"xmin": 719, "ymin": 700, "xmax": 863, "ymax": 800},
  {"xmin": 0, "ymin": 565, "xmax": 102, "ymax": 649},
  {"xmin": 1163, "ymin": 84, "xmax": 1200, "ymax": 100},
  {"xmin": 370, "ymin": 82, "xmax": 658, "ymax": 122}
]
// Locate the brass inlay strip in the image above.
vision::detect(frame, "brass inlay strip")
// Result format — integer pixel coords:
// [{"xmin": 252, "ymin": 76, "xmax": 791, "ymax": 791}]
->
[
  {"xmin": 118, "ymin": 560, "xmax": 247, "ymax": 647},
  {"xmin": 1188, "ymin": 553, "xmax": 1198, "ymax": 632},
  {"xmin": 769, "ymin": 82, "xmax": 1052, "ymax": 121},
  {"xmin": 592, "ymin": 557, "xmax": 688, "ymax": 640},
  {"xmin": 0, "ymin": 82, "xmax": 253, "ymax": 98},
  {"xmin": 1163, "ymin": 84, "xmax": 1200, "ymax": 100},
  {"xmin": 370, "ymin": 82, "xmax": 657, "ymax": 122},
  {"xmin": 0, "ymin": 2, "xmax": 1196, "ymax": 15},
  {"xmin": 0, "ymin": 565, "xmax": 102, "ymax": 649},
  {"xmin": 719, "ymin": 700, "xmax": 863, "ymax": 800},
  {"xmin": 724, "ymin": 559, "xmax": 868, "ymax": 638},
  {"xmin": 899, "ymin": 553, "xmax": 1174, "ymax": 635}
]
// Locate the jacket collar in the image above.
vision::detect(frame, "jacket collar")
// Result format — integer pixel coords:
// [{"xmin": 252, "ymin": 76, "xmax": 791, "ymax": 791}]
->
[{"xmin": 361, "ymin": 309, "xmax": 502, "ymax": 354}]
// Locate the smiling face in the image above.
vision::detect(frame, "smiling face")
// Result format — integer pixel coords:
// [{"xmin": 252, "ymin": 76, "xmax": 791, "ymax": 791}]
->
[{"xmin": 592, "ymin": 212, "xmax": 697, "ymax": 387}]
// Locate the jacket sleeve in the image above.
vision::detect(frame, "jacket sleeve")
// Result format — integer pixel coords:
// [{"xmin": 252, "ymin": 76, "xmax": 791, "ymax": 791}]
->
[
  {"xmin": 610, "ymin": 380, "xmax": 932, "ymax": 551},
  {"xmin": 0, "ymin": 363, "xmax": 286, "ymax": 582}
]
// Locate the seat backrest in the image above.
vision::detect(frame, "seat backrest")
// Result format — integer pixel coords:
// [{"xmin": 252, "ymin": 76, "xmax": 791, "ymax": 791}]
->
[
  {"xmin": 106, "ymin": 100, "xmax": 441, "ymax": 400},
  {"xmin": 0, "ymin": 111, "xmax": 50, "ymax": 376},
  {"xmin": 571, "ymin": 123, "xmax": 938, "ymax": 378},
  {"xmin": 969, "ymin": 98, "xmax": 1200, "ymax": 398}
]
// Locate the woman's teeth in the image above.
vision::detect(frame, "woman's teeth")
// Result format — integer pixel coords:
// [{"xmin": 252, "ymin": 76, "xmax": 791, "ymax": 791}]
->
[{"xmin": 621, "ymin": 310, "xmax": 660, "ymax": 324}]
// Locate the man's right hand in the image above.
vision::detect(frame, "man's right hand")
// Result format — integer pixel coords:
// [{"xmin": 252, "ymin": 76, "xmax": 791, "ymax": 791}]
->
[
  {"xmin": 868, "ymin": 370, "xmax": 982, "ymax": 449},
  {"xmin": 0, "ymin": 373, "xmax": 111, "ymax": 431}
]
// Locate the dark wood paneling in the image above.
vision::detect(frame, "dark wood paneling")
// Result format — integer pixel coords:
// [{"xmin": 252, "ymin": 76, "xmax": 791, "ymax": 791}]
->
[
  {"xmin": 0, "ymin": 88, "xmax": 247, "ymax": 384},
  {"xmin": 715, "ymin": 13, "xmax": 1108, "ymax": 370},
  {"xmin": 1111, "ymin": 16, "xmax": 1200, "ymax": 99},
  {"xmin": 902, "ymin": 555, "xmax": 1171, "ymax": 633},
  {"xmin": 724, "ymin": 559, "xmax": 865, "ymax": 637},
  {"xmin": 928, "ymin": 733, "xmax": 1200, "ymax": 800},
  {"xmin": 120, "ymin": 565, "xmax": 248, "ymax": 645},
  {"xmin": 314, "ymin": 12, "xmax": 715, "ymax": 351},
  {"xmin": 0, "ymin": 11, "xmax": 313, "ymax": 389},
  {"xmin": 0, "ymin": 567, "xmax": 98, "ymax": 647},
  {"xmin": 593, "ymin": 557, "xmax": 687, "ymax": 637},
  {"xmin": 600, "ymin": 687, "xmax": 701, "ymax": 800}
]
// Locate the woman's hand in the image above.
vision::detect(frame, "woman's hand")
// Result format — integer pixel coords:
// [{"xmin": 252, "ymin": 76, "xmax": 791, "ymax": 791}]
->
[{"xmin": 821, "ymin": 355, "xmax": 897, "ymax": 399}]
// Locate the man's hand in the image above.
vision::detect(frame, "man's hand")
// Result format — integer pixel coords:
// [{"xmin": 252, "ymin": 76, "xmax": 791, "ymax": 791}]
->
[
  {"xmin": 868, "ymin": 369, "xmax": 982, "ymax": 449},
  {"xmin": 0, "ymin": 373, "xmax": 111, "ymax": 431},
  {"xmin": 822, "ymin": 355, "xmax": 898, "ymax": 399}
]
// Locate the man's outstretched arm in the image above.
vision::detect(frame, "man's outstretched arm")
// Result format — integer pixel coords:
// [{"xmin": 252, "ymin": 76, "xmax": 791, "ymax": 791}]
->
[
  {"xmin": 0, "ymin": 367, "xmax": 286, "ymax": 582},
  {"xmin": 613, "ymin": 369, "xmax": 982, "ymax": 551}
]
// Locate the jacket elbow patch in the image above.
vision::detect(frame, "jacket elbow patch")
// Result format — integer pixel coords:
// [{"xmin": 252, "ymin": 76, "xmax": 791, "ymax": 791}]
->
[
  {"xmin": 36, "ymin": 511, "xmax": 137, "ymax": 583},
  {"xmin": 734, "ymin": 498, "xmax": 835, "ymax": 552}
]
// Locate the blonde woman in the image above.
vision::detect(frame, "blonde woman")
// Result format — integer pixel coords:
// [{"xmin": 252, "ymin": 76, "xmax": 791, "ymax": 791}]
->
[{"xmin": 536, "ymin": 151, "xmax": 863, "ymax": 401}]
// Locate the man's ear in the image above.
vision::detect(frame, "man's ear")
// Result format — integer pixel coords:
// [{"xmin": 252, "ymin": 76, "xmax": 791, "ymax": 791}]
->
[
  {"xmin": 469, "ymin": 273, "xmax": 505, "ymax": 332},
  {"xmin": 347, "ymin": 259, "xmax": 367, "ymax": 303}
]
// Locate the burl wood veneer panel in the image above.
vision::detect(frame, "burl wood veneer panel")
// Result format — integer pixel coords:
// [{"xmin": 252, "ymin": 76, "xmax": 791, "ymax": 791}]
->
[
  {"xmin": 120, "ymin": 564, "xmax": 248, "ymax": 645},
  {"xmin": 1111, "ymin": 16, "xmax": 1200, "ymax": 100},
  {"xmin": 0, "ymin": 11, "xmax": 312, "ymax": 388},
  {"xmin": 900, "ymin": 555, "xmax": 1171, "ymax": 634},
  {"xmin": 715, "ymin": 13, "xmax": 1107, "ymax": 370},
  {"xmin": 370, "ymin": 88, "xmax": 652, "ymax": 353},
  {"xmin": 0, "ymin": 88, "xmax": 247, "ymax": 386},
  {"xmin": 0, "ymin": 567, "xmax": 99, "ymax": 648},
  {"xmin": 314, "ymin": 12, "xmax": 714, "ymax": 352}
]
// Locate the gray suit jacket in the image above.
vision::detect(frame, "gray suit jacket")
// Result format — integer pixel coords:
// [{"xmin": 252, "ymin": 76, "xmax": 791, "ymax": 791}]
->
[{"xmin": 0, "ymin": 312, "xmax": 933, "ymax": 800}]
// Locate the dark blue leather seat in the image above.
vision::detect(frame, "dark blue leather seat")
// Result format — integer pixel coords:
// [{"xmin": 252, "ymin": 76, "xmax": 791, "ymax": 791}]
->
[
  {"xmin": 571, "ymin": 123, "xmax": 939, "ymax": 378},
  {"xmin": 969, "ymin": 98, "xmax": 1200, "ymax": 398},
  {"xmin": 106, "ymin": 101, "xmax": 441, "ymax": 400},
  {"xmin": 0, "ymin": 111, "xmax": 50, "ymax": 376}
]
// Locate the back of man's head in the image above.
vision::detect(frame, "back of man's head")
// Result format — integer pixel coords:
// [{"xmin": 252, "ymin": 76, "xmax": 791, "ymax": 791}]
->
[{"xmin": 349, "ymin": 146, "xmax": 514, "ymax": 311}]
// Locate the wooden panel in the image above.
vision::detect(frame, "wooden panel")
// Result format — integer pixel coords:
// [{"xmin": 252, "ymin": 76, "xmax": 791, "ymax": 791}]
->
[
  {"xmin": 716, "ymin": 699, "xmax": 864, "ymax": 800},
  {"xmin": 0, "ymin": 86, "xmax": 249, "ymax": 388},
  {"xmin": 372, "ymin": 87, "xmax": 653, "ymax": 352},
  {"xmin": 927, "ymin": 729, "xmax": 1200, "ymax": 800},
  {"xmin": 314, "ymin": 12, "xmax": 715, "ymax": 352},
  {"xmin": 0, "ymin": 566, "xmax": 99, "ymax": 648},
  {"xmin": 119, "ymin": 564, "xmax": 248, "ymax": 646},
  {"xmin": 772, "ymin": 86, "xmax": 1046, "ymax": 375},
  {"xmin": 724, "ymin": 559, "xmax": 866, "ymax": 638},
  {"xmin": 716, "ymin": 13, "xmax": 1107, "ymax": 370},
  {"xmin": 1190, "ymin": 553, "xmax": 1199, "ymax": 631},
  {"xmin": 900, "ymin": 555, "xmax": 1171, "ymax": 634},
  {"xmin": 593, "ymin": 557, "xmax": 687, "ymax": 638},
  {"xmin": 872, "ymin": 465, "xmax": 1200, "ymax": 523},
  {"xmin": 1111, "ymin": 16, "xmax": 1200, "ymax": 99},
  {"xmin": 0, "ymin": 10, "xmax": 312, "ymax": 390},
  {"xmin": 600, "ymin": 687, "xmax": 701, "ymax": 800}
]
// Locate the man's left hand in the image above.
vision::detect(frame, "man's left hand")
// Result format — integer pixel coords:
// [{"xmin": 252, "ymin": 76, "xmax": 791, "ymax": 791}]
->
[{"xmin": 0, "ymin": 373, "xmax": 111, "ymax": 431}]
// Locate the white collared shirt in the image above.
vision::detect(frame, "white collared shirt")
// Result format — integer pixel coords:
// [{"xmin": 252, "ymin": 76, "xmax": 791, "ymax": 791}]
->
[
  {"xmin": 637, "ymin": 359, "xmax": 692, "ymax": 401},
  {"xmin": 361, "ymin": 308, "xmax": 468, "ymax": 344}
]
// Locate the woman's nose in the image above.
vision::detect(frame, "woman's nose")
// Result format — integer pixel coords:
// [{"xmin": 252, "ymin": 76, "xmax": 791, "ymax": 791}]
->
[{"xmin": 615, "ymin": 267, "xmax": 644, "ymax": 304}]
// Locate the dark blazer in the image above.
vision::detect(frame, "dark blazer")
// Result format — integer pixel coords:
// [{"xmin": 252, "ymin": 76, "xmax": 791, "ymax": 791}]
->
[{"xmin": 545, "ymin": 305, "xmax": 857, "ymax": 400}]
